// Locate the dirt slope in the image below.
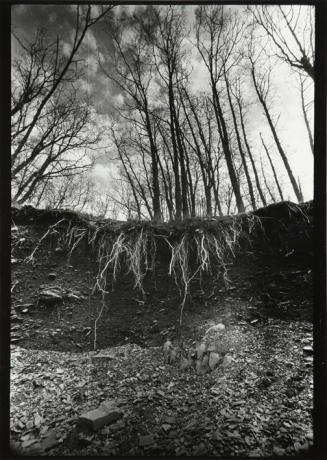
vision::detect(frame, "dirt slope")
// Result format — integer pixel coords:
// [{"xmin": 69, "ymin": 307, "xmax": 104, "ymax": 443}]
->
[{"xmin": 10, "ymin": 201, "xmax": 313, "ymax": 456}]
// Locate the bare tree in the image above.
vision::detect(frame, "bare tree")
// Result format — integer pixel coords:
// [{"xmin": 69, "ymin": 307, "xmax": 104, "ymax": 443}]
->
[
  {"xmin": 40, "ymin": 173, "xmax": 93, "ymax": 211},
  {"xmin": 12, "ymin": 88, "xmax": 99, "ymax": 203},
  {"xmin": 111, "ymin": 126, "xmax": 152, "ymax": 220},
  {"xmin": 149, "ymin": 5, "xmax": 190, "ymax": 219},
  {"xmin": 11, "ymin": 5, "xmax": 113, "ymax": 204},
  {"xmin": 259, "ymin": 132, "xmax": 284, "ymax": 201},
  {"xmin": 249, "ymin": 5, "xmax": 314, "ymax": 80},
  {"xmin": 248, "ymin": 46, "xmax": 303, "ymax": 203},
  {"xmin": 224, "ymin": 71, "xmax": 257, "ymax": 210},
  {"xmin": 231, "ymin": 78, "xmax": 267, "ymax": 207},
  {"xmin": 195, "ymin": 5, "xmax": 245, "ymax": 213},
  {"xmin": 100, "ymin": 8, "xmax": 162, "ymax": 220},
  {"xmin": 259, "ymin": 153, "xmax": 275, "ymax": 203}
]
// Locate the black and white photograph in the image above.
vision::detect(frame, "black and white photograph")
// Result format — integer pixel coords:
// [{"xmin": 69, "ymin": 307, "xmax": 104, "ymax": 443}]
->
[{"xmin": 9, "ymin": 1, "xmax": 318, "ymax": 456}]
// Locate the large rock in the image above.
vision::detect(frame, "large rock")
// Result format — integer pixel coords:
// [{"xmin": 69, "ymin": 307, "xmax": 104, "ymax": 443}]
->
[{"xmin": 78, "ymin": 399, "xmax": 124, "ymax": 431}]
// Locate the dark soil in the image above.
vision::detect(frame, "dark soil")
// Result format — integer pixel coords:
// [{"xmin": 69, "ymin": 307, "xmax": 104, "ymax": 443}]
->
[{"xmin": 11, "ymin": 222, "xmax": 312, "ymax": 353}]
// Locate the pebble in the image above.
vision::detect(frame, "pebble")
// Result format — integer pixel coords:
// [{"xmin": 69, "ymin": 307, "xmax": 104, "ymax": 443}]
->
[
  {"xmin": 273, "ymin": 446, "xmax": 285, "ymax": 456},
  {"xmin": 139, "ymin": 434, "xmax": 155, "ymax": 447}
]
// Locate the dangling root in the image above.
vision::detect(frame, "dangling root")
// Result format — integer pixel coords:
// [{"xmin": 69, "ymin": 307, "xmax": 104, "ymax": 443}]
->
[{"xmin": 23, "ymin": 211, "xmax": 273, "ymax": 327}]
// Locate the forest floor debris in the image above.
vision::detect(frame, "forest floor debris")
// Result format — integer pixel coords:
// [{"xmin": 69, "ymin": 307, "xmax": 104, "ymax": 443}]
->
[{"xmin": 10, "ymin": 317, "xmax": 313, "ymax": 456}]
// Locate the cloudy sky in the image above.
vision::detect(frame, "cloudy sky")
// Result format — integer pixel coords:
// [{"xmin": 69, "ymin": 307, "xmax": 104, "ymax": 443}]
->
[{"xmin": 11, "ymin": 3, "xmax": 314, "ymax": 205}]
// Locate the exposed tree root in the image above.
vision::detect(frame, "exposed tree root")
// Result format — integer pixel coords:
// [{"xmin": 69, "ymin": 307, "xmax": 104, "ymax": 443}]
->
[{"xmin": 21, "ymin": 201, "xmax": 312, "ymax": 330}]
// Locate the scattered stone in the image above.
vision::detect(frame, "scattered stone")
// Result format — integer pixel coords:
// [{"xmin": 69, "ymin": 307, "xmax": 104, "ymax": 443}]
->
[
  {"xmin": 250, "ymin": 318, "xmax": 260, "ymax": 325},
  {"xmin": 303, "ymin": 345, "xmax": 313, "ymax": 355},
  {"xmin": 210, "ymin": 387, "xmax": 220, "ymax": 396},
  {"xmin": 293, "ymin": 441, "xmax": 302, "ymax": 453},
  {"xmin": 222, "ymin": 354, "xmax": 233, "ymax": 368},
  {"xmin": 41, "ymin": 430, "xmax": 60, "ymax": 451},
  {"xmin": 196, "ymin": 342, "xmax": 206, "ymax": 360},
  {"xmin": 16, "ymin": 303, "xmax": 34, "ymax": 310},
  {"xmin": 11, "ymin": 314, "xmax": 22, "ymax": 323},
  {"xmin": 171, "ymin": 347, "xmax": 180, "ymax": 364},
  {"xmin": 21, "ymin": 439, "xmax": 38, "ymax": 450},
  {"xmin": 92, "ymin": 351, "xmax": 116, "ymax": 360},
  {"xmin": 205, "ymin": 323, "xmax": 225, "ymax": 335},
  {"xmin": 180, "ymin": 355, "xmax": 192, "ymax": 371},
  {"xmin": 306, "ymin": 430, "xmax": 313, "ymax": 441},
  {"xmin": 67, "ymin": 293, "xmax": 80, "ymax": 301},
  {"xmin": 209, "ymin": 352, "xmax": 221, "ymax": 370},
  {"xmin": 207, "ymin": 342, "xmax": 218, "ymax": 352},
  {"xmin": 139, "ymin": 434, "xmax": 155, "ymax": 447},
  {"xmin": 111, "ymin": 419, "xmax": 125, "ymax": 430},
  {"xmin": 248, "ymin": 448, "xmax": 263, "ymax": 457},
  {"xmin": 38, "ymin": 289, "xmax": 63, "ymax": 305},
  {"xmin": 26, "ymin": 420, "xmax": 34, "ymax": 430},
  {"xmin": 163, "ymin": 416, "xmax": 176, "ymax": 424},
  {"xmin": 162, "ymin": 424, "xmax": 171, "ymax": 432},
  {"xmin": 11, "ymin": 337, "xmax": 21, "ymax": 343},
  {"xmin": 273, "ymin": 446, "xmax": 285, "ymax": 456},
  {"xmin": 193, "ymin": 443, "xmax": 207, "ymax": 455},
  {"xmin": 79, "ymin": 399, "xmax": 123, "ymax": 431},
  {"xmin": 298, "ymin": 442, "xmax": 309, "ymax": 453},
  {"xmin": 99, "ymin": 399, "xmax": 124, "ymax": 411},
  {"xmin": 47, "ymin": 273, "xmax": 57, "ymax": 280},
  {"xmin": 196, "ymin": 355, "xmax": 209, "ymax": 375},
  {"xmin": 33, "ymin": 413, "xmax": 43, "ymax": 427},
  {"xmin": 163, "ymin": 340, "xmax": 172, "ymax": 363}
]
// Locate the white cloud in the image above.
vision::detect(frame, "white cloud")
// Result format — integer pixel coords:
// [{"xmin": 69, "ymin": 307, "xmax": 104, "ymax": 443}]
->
[
  {"xmin": 86, "ymin": 30, "xmax": 98, "ymax": 53},
  {"xmin": 85, "ymin": 54, "xmax": 99, "ymax": 76},
  {"xmin": 91, "ymin": 164, "xmax": 113, "ymax": 187}
]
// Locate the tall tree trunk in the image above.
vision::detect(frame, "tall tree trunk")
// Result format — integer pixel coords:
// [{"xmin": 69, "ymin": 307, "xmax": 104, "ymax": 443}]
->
[
  {"xmin": 180, "ymin": 132, "xmax": 196, "ymax": 217},
  {"xmin": 173, "ymin": 103, "xmax": 189, "ymax": 219},
  {"xmin": 237, "ymin": 99, "xmax": 267, "ymax": 207},
  {"xmin": 157, "ymin": 150, "xmax": 174, "ymax": 221},
  {"xmin": 260, "ymin": 132, "xmax": 284, "ymax": 201},
  {"xmin": 168, "ymin": 81, "xmax": 182, "ymax": 220},
  {"xmin": 225, "ymin": 75, "xmax": 257, "ymax": 210},
  {"xmin": 144, "ymin": 108, "xmax": 162, "ymax": 221},
  {"xmin": 260, "ymin": 154, "xmax": 275, "ymax": 203},
  {"xmin": 251, "ymin": 68, "xmax": 303, "ymax": 202},
  {"xmin": 211, "ymin": 80, "xmax": 245, "ymax": 213},
  {"xmin": 179, "ymin": 91, "xmax": 212, "ymax": 216}
]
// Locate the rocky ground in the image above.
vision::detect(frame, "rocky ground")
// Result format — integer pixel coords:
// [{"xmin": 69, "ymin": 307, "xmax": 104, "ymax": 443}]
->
[{"xmin": 10, "ymin": 209, "xmax": 313, "ymax": 456}]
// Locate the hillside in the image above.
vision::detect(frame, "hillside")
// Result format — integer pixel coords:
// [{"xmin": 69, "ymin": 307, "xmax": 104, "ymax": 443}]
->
[{"xmin": 10, "ymin": 201, "xmax": 313, "ymax": 456}]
